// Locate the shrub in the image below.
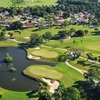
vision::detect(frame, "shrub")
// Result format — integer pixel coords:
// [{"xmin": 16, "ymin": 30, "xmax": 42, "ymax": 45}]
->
[
  {"xmin": 10, "ymin": 67, "xmax": 16, "ymax": 72},
  {"xmin": 58, "ymin": 55, "xmax": 67, "ymax": 62},
  {"xmin": 5, "ymin": 56, "xmax": 13, "ymax": 63},
  {"xmin": 0, "ymin": 94, "xmax": 2, "ymax": 98}
]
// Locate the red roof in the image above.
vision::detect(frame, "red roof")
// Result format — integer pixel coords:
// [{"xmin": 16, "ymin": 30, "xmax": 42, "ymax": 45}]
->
[{"xmin": 23, "ymin": 22, "xmax": 33, "ymax": 27}]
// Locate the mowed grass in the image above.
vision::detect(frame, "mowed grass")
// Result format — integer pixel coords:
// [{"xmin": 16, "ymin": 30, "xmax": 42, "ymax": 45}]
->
[
  {"xmin": 69, "ymin": 58, "xmax": 90, "ymax": 71},
  {"xmin": 24, "ymin": 65, "xmax": 63, "ymax": 79},
  {"xmin": 0, "ymin": 91, "xmax": 38, "ymax": 100},
  {"xmin": 0, "ymin": 40, "xmax": 18, "ymax": 47},
  {"xmin": 6, "ymin": 25, "xmax": 100, "ymax": 42},
  {"xmin": 0, "ymin": 0, "xmax": 57, "ymax": 7},
  {"xmin": 45, "ymin": 36, "xmax": 100, "ymax": 54},
  {"xmin": 24, "ymin": 63, "xmax": 85, "ymax": 87},
  {"xmin": 31, "ymin": 49, "xmax": 59, "ymax": 58}
]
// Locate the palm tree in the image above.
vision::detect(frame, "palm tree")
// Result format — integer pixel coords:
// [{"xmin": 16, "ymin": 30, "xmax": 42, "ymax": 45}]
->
[{"xmin": 38, "ymin": 91, "xmax": 51, "ymax": 100}]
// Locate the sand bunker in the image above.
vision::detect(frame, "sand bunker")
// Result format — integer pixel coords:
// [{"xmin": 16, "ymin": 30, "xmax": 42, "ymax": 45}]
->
[
  {"xmin": 25, "ymin": 37, "xmax": 30, "ymax": 39},
  {"xmin": 28, "ymin": 54, "xmax": 40, "ymax": 59},
  {"xmin": 42, "ymin": 78, "xmax": 59, "ymax": 93},
  {"xmin": 34, "ymin": 47, "xmax": 40, "ymax": 50}
]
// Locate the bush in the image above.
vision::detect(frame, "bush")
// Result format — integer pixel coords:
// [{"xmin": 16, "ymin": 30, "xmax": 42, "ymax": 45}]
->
[
  {"xmin": 10, "ymin": 67, "xmax": 16, "ymax": 72},
  {"xmin": 5, "ymin": 56, "xmax": 13, "ymax": 63},
  {"xmin": 5, "ymin": 53, "xmax": 13, "ymax": 63},
  {"xmin": 58, "ymin": 55, "xmax": 67, "ymax": 62},
  {"xmin": 0, "ymin": 94, "xmax": 2, "ymax": 98}
]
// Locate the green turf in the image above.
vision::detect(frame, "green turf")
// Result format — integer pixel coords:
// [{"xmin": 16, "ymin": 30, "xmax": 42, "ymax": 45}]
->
[
  {"xmin": 24, "ymin": 63, "xmax": 85, "ymax": 87},
  {"xmin": 24, "ymin": 65, "xmax": 63, "ymax": 79},
  {"xmin": 0, "ymin": 0, "xmax": 57, "ymax": 7},
  {"xmin": 69, "ymin": 58, "xmax": 90, "ymax": 71},
  {"xmin": 0, "ymin": 91, "xmax": 38, "ymax": 100},
  {"xmin": 1, "ymin": 24, "xmax": 100, "ymax": 99},
  {"xmin": 31, "ymin": 49, "xmax": 59, "ymax": 58}
]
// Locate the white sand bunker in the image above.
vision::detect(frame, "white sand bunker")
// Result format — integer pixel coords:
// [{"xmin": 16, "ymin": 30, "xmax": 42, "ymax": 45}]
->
[
  {"xmin": 42, "ymin": 78, "xmax": 59, "ymax": 93},
  {"xmin": 25, "ymin": 37, "xmax": 30, "ymax": 39},
  {"xmin": 34, "ymin": 47, "xmax": 40, "ymax": 50},
  {"xmin": 28, "ymin": 54, "xmax": 40, "ymax": 59}
]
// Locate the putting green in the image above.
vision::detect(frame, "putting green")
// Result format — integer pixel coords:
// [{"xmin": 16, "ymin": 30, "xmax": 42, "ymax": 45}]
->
[
  {"xmin": 32, "ymin": 49, "xmax": 59, "ymax": 58},
  {"xmin": 23, "ymin": 65, "xmax": 63, "ymax": 79}
]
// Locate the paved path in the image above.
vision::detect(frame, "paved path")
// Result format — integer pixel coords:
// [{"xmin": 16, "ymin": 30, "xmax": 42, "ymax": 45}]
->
[{"xmin": 65, "ymin": 61, "xmax": 87, "ymax": 74}]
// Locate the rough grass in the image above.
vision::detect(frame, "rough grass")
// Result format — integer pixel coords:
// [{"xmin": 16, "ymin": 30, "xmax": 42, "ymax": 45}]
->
[{"xmin": 31, "ymin": 49, "xmax": 59, "ymax": 58}]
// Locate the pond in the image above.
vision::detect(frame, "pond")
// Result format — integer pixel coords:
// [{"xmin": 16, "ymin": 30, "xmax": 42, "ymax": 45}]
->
[{"xmin": 0, "ymin": 47, "xmax": 55, "ymax": 91}]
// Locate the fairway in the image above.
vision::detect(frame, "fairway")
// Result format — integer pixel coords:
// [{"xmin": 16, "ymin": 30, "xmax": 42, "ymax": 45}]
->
[
  {"xmin": 24, "ymin": 65, "xmax": 63, "ymax": 79},
  {"xmin": 0, "ymin": 0, "xmax": 57, "ymax": 7},
  {"xmin": 85, "ymin": 44, "xmax": 100, "ymax": 51},
  {"xmin": 32, "ymin": 49, "xmax": 59, "ymax": 58}
]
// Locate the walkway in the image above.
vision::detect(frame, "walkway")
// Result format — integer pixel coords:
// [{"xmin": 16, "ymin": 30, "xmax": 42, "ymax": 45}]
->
[{"xmin": 65, "ymin": 61, "xmax": 87, "ymax": 74}]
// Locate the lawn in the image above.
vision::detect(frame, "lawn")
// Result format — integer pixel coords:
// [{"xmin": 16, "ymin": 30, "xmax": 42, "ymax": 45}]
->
[
  {"xmin": 45, "ymin": 36, "xmax": 100, "ymax": 55},
  {"xmin": 31, "ymin": 49, "xmax": 59, "ymax": 58},
  {"xmin": 0, "ymin": 40, "xmax": 18, "ymax": 47},
  {"xmin": 0, "ymin": 0, "xmax": 57, "ymax": 7},
  {"xmin": 24, "ymin": 62, "xmax": 85, "ymax": 87},
  {"xmin": 23, "ymin": 65, "xmax": 63, "ymax": 79},
  {"xmin": 1, "ymin": 24, "xmax": 100, "ymax": 99},
  {"xmin": 69, "ymin": 58, "xmax": 90, "ymax": 71}
]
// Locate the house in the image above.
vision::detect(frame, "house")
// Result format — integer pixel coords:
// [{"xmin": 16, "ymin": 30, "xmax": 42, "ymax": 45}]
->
[
  {"xmin": 23, "ymin": 22, "xmax": 33, "ymax": 28},
  {"xmin": 54, "ymin": 19, "xmax": 65, "ymax": 26}
]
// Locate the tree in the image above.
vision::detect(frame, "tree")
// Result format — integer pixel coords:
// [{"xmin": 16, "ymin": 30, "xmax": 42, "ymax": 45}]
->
[
  {"xmin": 58, "ymin": 55, "xmax": 68, "ymax": 62},
  {"xmin": 0, "ymin": 29, "xmax": 6, "ymax": 40},
  {"xmin": 84, "ymin": 30, "xmax": 88, "ymax": 35},
  {"xmin": 84, "ymin": 67, "xmax": 100, "ymax": 90},
  {"xmin": 10, "ymin": 21, "xmax": 23, "ymax": 30},
  {"xmin": 63, "ymin": 87, "xmax": 81, "ymax": 100},
  {"xmin": 37, "ymin": 82, "xmax": 47, "ymax": 92},
  {"xmin": 8, "ymin": 32, "xmax": 13, "ymax": 39},
  {"xmin": 30, "ymin": 33, "xmax": 43, "ymax": 46},
  {"xmin": 53, "ymin": 83, "xmax": 65, "ymax": 100},
  {"xmin": 38, "ymin": 91, "xmax": 51, "ymax": 100},
  {"xmin": 5, "ymin": 53, "xmax": 13, "ymax": 63},
  {"xmin": 68, "ymin": 48, "xmax": 84, "ymax": 59},
  {"xmin": 53, "ymin": 83, "xmax": 81, "ymax": 100},
  {"xmin": 75, "ymin": 30, "xmax": 84, "ymax": 37},
  {"xmin": 43, "ymin": 32, "xmax": 52, "ymax": 41},
  {"xmin": 11, "ymin": 0, "xmax": 24, "ymax": 5}
]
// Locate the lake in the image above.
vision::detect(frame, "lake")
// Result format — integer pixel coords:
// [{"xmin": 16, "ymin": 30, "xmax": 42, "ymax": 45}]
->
[{"xmin": 0, "ymin": 47, "xmax": 55, "ymax": 91}]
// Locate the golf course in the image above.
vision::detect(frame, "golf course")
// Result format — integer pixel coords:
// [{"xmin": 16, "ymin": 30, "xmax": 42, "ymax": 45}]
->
[
  {"xmin": 0, "ymin": 24, "xmax": 100, "ymax": 99},
  {"xmin": 0, "ymin": 0, "xmax": 100, "ymax": 99}
]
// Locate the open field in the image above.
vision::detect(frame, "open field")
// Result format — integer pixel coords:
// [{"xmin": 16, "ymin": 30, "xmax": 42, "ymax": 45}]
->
[{"xmin": 0, "ymin": 0, "xmax": 57, "ymax": 7}]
